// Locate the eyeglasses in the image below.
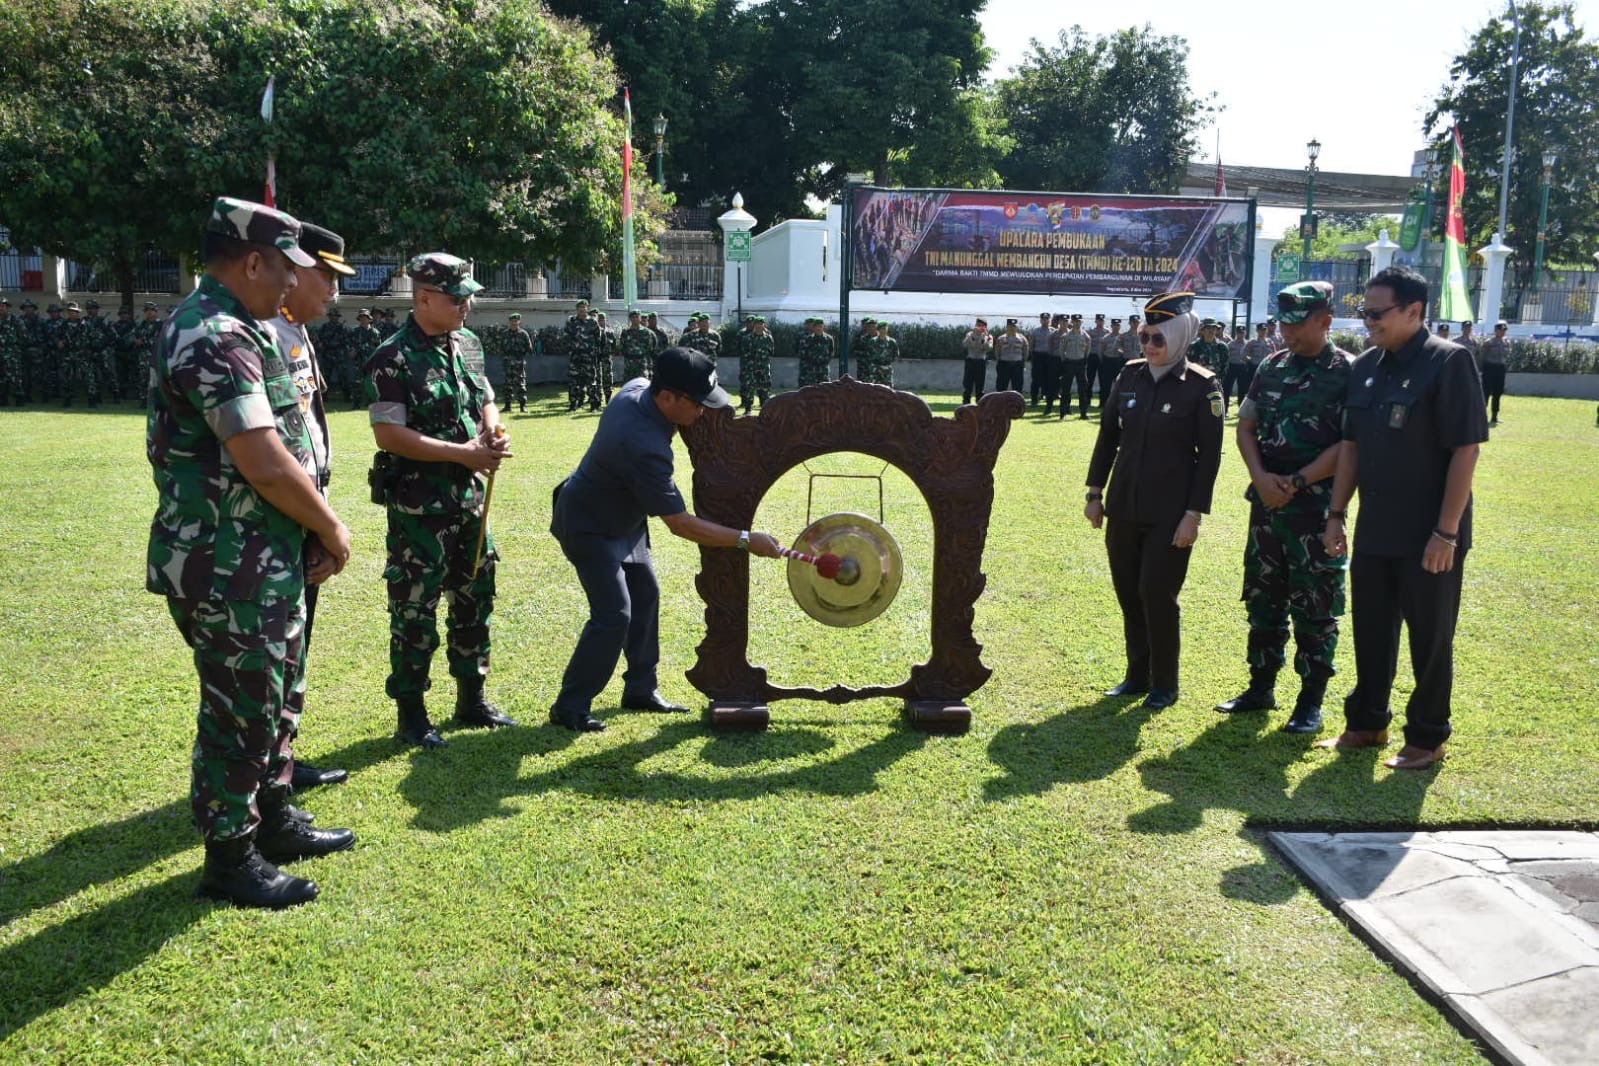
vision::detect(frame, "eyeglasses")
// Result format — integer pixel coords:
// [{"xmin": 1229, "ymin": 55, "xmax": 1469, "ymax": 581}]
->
[
  {"xmin": 1137, "ymin": 331, "xmax": 1166, "ymax": 347},
  {"xmin": 420, "ymin": 286, "xmax": 471, "ymax": 307},
  {"xmin": 1357, "ymin": 303, "xmax": 1401, "ymax": 322}
]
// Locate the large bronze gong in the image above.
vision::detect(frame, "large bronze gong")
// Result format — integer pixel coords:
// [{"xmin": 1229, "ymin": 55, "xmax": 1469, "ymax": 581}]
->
[
  {"xmin": 787, "ymin": 512, "xmax": 902, "ymax": 628},
  {"xmin": 681, "ymin": 377, "xmax": 1024, "ymax": 734}
]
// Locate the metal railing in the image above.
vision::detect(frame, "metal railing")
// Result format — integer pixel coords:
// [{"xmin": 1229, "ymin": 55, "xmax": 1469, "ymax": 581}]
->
[
  {"xmin": 476, "ymin": 262, "xmax": 529, "ymax": 299},
  {"xmin": 65, "ymin": 251, "xmax": 183, "ymax": 294},
  {"xmin": 608, "ymin": 262, "xmax": 723, "ymax": 302},
  {"xmin": 0, "ymin": 249, "xmax": 44, "ymax": 291}
]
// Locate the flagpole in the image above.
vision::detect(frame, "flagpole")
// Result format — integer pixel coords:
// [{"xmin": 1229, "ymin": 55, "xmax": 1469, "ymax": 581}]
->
[
  {"xmin": 261, "ymin": 75, "xmax": 276, "ymax": 208},
  {"xmin": 621, "ymin": 89, "xmax": 638, "ymax": 308}
]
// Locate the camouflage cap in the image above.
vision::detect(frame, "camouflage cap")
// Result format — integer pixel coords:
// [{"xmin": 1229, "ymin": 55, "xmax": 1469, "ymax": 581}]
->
[
  {"xmin": 142, "ymin": 301, "xmax": 159, "ymax": 311},
  {"xmin": 117, "ymin": 306, "xmax": 131, "ymax": 315},
  {"xmin": 575, "ymin": 299, "xmax": 589, "ymax": 309},
  {"xmin": 64, "ymin": 301, "xmax": 81, "ymax": 313},
  {"xmin": 21, "ymin": 299, "xmax": 37, "ymax": 309},
  {"xmin": 0, "ymin": 298, "xmax": 9, "ymax": 307},
  {"xmin": 327, "ymin": 307, "xmax": 343, "ymax": 317},
  {"xmin": 646, "ymin": 311, "xmax": 658, "ymax": 318},
  {"xmin": 357, "ymin": 308, "xmax": 372, "ymax": 318},
  {"xmin": 46, "ymin": 303, "xmax": 61, "ymax": 313},
  {"xmin": 1276, "ymin": 280, "xmax": 1334, "ymax": 323},
  {"xmin": 85, "ymin": 299, "xmax": 100, "ymax": 310},
  {"xmin": 627, "ymin": 309, "xmax": 640, "ymax": 318},
  {"xmin": 408, "ymin": 252, "xmax": 483, "ymax": 298},
  {"xmin": 205, "ymin": 196, "xmax": 317, "ymax": 267}
]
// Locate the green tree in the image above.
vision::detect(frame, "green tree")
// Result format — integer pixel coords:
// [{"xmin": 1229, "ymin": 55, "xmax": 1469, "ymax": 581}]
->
[
  {"xmin": 993, "ymin": 25, "xmax": 1213, "ymax": 195},
  {"xmin": 0, "ymin": 0, "xmax": 636, "ymax": 303},
  {"xmin": 1278, "ymin": 215, "xmax": 1403, "ymax": 261},
  {"xmin": 1426, "ymin": 2, "xmax": 1599, "ymax": 301}
]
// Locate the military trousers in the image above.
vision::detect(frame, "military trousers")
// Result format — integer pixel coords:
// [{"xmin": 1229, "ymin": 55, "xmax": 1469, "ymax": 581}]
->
[
  {"xmin": 384, "ymin": 508, "xmax": 496, "ymax": 699},
  {"xmin": 1241, "ymin": 502, "xmax": 1346, "ymax": 681},
  {"xmin": 1342, "ymin": 551, "xmax": 1465, "ymax": 750},
  {"xmin": 961, "ymin": 358, "xmax": 988, "ymax": 404},
  {"xmin": 567, "ymin": 354, "xmax": 596, "ymax": 410},
  {"xmin": 1105, "ymin": 516, "xmax": 1194, "ymax": 692},
  {"xmin": 551, "ymin": 536, "xmax": 661, "ymax": 716},
  {"xmin": 502, "ymin": 358, "xmax": 527, "ymax": 406},
  {"xmin": 168, "ymin": 595, "xmax": 304, "ymax": 842},
  {"xmin": 798, "ymin": 358, "xmax": 830, "ymax": 388}
]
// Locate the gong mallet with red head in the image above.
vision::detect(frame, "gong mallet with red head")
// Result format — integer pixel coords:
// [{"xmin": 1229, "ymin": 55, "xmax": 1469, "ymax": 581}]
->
[{"xmin": 776, "ymin": 545, "xmax": 856, "ymax": 583}]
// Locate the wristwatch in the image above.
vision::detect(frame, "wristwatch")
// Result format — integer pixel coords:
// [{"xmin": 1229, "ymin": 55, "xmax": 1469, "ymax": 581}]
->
[
  {"xmin": 1085, "ymin": 491, "xmax": 1103, "ymax": 502},
  {"xmin": 737, "ymin": 530, "xmax": 750, "ymax": 552},
  {"xmin": 1290, "ymin": 473, "xmax": 1308, "ymax": 492}
]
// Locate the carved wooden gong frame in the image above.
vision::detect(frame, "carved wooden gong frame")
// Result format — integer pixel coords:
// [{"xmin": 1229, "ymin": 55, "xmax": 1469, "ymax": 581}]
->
[{"xmin": 681, "ymin": 378, "xmax": 1024, "ymax": 732}]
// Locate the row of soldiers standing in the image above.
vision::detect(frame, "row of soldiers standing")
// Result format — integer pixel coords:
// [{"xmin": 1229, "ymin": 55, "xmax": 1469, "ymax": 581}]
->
[
  {"xmin": 0, "ymin": 297, "xmax": 165, "ymax": 406},
  {"xmin": 308, "ymin": 306, "xmax": 398, "ymax": 409}
]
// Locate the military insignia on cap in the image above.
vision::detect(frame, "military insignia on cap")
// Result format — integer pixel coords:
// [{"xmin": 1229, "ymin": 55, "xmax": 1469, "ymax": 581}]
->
[{"xmin": 1143, "ymin": 291, "xmax": 1196, "ymax": 323}]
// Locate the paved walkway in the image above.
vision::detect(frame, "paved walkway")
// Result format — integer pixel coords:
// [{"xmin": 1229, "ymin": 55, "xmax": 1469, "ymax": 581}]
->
[{"xmin": 1270, "ymin": 830, "xmax": 1599, "ymax": 1066}]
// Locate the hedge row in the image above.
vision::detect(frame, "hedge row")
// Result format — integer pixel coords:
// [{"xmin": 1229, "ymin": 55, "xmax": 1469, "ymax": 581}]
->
[{"xmin": 473, "ymin": 323, "xmax": 1599, "ymax": 375}]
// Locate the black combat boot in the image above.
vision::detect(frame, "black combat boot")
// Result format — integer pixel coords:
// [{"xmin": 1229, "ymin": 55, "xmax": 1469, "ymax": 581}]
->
[
  {"xmin": 395, "ymin": 694, "xmax": 446, "ymax": 748},
  {"xmin": 197, "ymin": 834, "xmax": 319, "ymax": 908},
  {"xmin": 1283, "ymin": 676, "xmax": 1328, "ymax": 734},
  {"xmin": 1215, "ymin": 667, "xmax": 1278, "ymax": 713},
  {"xmin": 256, "ymin": 787, "xmax": 355, "ymax": 862},
  {"xmin": 454, "ymin": 675, "xmax": 517, "ymax": 729}
]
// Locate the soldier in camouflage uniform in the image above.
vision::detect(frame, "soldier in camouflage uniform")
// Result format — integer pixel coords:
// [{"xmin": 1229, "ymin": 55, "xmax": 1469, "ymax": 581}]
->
[
  {"xmin": 80, "ymin": 299, "xmax": 116, "ymax": 406},
  {"xmin": 1216, "ymin": 281, "xmax": 1351, "ymax": 733},
  {"xmin": 60, "ymin": 302, "xmax": 88, "ymax": 406},
  {"xmin": 41, "ymin": 303, "xmax": 67, "ymax": 402},
  {"xmin": 128, "ymin": 302, "xmax": 163, "ymax": 405},
  {"xmin": 563, "ymin": 298, "xmax": 602, "ymax": 411},
  {"xmin": 864, "ymin": 320, "xmax": 899, "ymax": 386},
  {"xmin": 364, "ymin": 253, "xmax": 517, "ymax": 749},
  {"xmin": 619, "ymin": 308, "xmax": 658, "ymax": 382},
  {"xmin": 16, "ymin": 299, "xmax": 43, "ymax": 403},
  {"xmin": 502, "ymin": 312, "xmax": 533, "ymax": 411},
  {"xmin": 312, "ymin": 307, "xmax": 349, "ymax": 408},
  {"xmin": 1187, "ymin": 319, "xmax": 1232, "ymax": 410},
  {"xmin": 645, "ymin": 311, "xmax": 669, "ymax": 351},
  {"xmin": 375, "ymin": 307, "xmax": 399, "ymax": 339},
  {"xmin": 109, "ymin": 305, "xmax": 135, "ymax": 401},
  {"xmin": 344, "ymin": 309, "xmax": 382, "ymax": 411},
  {"xmin": 149, "ymin": 196, "xmax": 356, "ymax": 908},
  {"xmin": 595, "ymin": 311, "xmax": 617, "ymax": 402},
  {"xmin": 0, "ymin": 299, "xmax": 21, "ymax": 406},
  {"xmin": 796, "ymin": 316, "xmax": 834, "ymax": 387},
  {"xmin": 739, "ymin": 315, "xmax": 774, "ymax": 412}
]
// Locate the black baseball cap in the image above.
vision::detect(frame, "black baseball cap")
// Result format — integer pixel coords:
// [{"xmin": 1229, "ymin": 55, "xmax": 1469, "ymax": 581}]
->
[{"xmin": 654, "ymin": 346, "xmax": 729, "ymax": 408}]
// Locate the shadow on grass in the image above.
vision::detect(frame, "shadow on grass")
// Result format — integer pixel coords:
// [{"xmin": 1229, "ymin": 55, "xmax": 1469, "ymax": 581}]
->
[
  {"xmin": 0, "ymin": 871, "xmax": 204, "ymax": 1040},
  {"xmin": 0, "ymin": 735, "xmax": 401, "ymax": 929},
  {"xmin": 1125, "ymin": 713, "xmax": 1439, "ymax": 905},
  {"xmin": 396, "ymin": 718, "xmax": 925, "ymax": 830},
  {"xmin": 982, "ymin": 696, "xmax": 1157, "ymax": 801}
]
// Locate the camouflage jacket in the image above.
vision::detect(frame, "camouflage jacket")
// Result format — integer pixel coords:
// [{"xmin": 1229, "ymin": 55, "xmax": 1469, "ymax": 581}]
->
[
  {"xmin": 1188, "ymin": 339, "xmax": 1230, "ymax": 376},
  {"xmin": 146, "ymin": 274, "xmax": 312, "ymax": 603},
  {"xmin": 346, "ymin": 324, "xmax": 381, "ymax": 368},
  {"xmin": 564, "ymin": 314, "xmax": 601, "ymax": 357},
  {"xmin": 364, "ymin": 314, "xmax": 494, "ymax": 516},
  {"xmin": 796, "ymin": 332, "xmax": 835, "ymax": 367},
  {"xmin": 679, "ymin": 329, "xmax": 720, "ymax": 357},
  {"xmin": 1238, "ymin": 343, "xmax": 1352, "ymax": 512},
  {"xmin": 740, "ymin": 332, "xmax": 774, "ymax": 364},
  {"xmin": 0, "ymin": 314, "xmax": 21, "ymax": 358},
  {"xmin": 503, "ymin": 327, "xmax": 535, "ymax": 360},
  {"xmin": 315, "ymin": 320, "xmax": 348, "ymax": 363}
]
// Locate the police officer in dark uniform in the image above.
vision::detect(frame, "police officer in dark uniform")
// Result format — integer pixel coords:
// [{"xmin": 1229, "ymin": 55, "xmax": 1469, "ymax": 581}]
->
[
  {"xmin": 1085, "ymin": 292, "xmax": 1225, "ymax": 710},
  {"xmin": 1319, "ymin": 265, "xmax": 1487, "ymax": 771},
  {"xmin": 549, "ymin": 348, "xmax": 783, "ymax": 731}
]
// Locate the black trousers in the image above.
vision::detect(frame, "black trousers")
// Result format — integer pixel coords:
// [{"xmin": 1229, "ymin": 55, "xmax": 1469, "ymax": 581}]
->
[
  {"xmin": 1342, "ymin": 552, "xmax": 1465, "ymax": 750},
  {"xmin": 1097, "ymin": 357, "xmax": 1125, "ymax": 407},
  {"xmin": 961, "ymin": 358, "xmax": 988, "ymax": 403},
  {"xmin": 552, "ymin": 538, "xmax": 661, "ymax": 715},
  {"xmin": 1060, "ymin": 359, "xmax": 1091, "ymax": 416},
  {"xmin": 1482, "ymin": 363, "xmax": 1506, "ymax": 420},
  {"xmin": 1037, "ymin": 355, "xmax": 1061, "ymax": 406},
  {"xmin": 1105, "ymin": 517, "xmax": 1193, "ymax": 692},
  {"xmin": 1224, "ymin": 364, "xmax": 1254, "ymax": 406},
  {"xmin": 995, "ymin": 361, "xmax": 1025, "ymax": 393},
  {"xmin": 1029, "ymin": 353, "xmax": 1048, "ymax": 403}
]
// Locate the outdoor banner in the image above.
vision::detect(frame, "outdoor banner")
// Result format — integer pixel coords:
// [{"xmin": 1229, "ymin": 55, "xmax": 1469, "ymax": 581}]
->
[{"xmin": 848, "ymin": 186, "xmax": 1254, "ymax": 299}]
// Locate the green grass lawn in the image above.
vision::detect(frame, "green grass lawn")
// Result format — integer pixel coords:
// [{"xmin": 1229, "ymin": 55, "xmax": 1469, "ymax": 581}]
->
[{"xmin": 2, "ymin": 388, "xmax": 1596, "ymax": 1063}]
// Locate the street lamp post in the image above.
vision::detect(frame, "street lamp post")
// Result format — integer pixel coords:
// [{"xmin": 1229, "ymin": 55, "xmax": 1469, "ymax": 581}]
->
[
  {"xmin": 1301, "ymin": 138, "xmax": 1321, "ymax": 265},
  {"xmin": 1532, "ymin": 150, "xmax": 1556, "ymax": 297},
  {"xmin": 652, "ymin": 113, "xmax": 668, "ymax": 188},
  {"xmin": 1496, "ymin": 1, "xmax": 1522, "ymax": 247},
  {"xmin": 1416, "ymin": 148, "xmax": 1440, "ymax": 278}
]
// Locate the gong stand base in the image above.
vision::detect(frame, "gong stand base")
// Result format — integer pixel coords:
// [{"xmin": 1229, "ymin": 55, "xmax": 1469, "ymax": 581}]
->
[
  {"xmin": 903, "ymin": 700, "xmax": 972, "ymax": 736},
  {"xmin": 705, "ymin": 701, "xmax": 771, "ymax": 733}
]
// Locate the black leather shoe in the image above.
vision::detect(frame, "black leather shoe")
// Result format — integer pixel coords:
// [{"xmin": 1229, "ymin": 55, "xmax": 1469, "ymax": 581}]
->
[
  {"xmin": 1215, "ymin": 688, "xmax": 1277, "ymax": 714},
  {"xmin": 291, "ymin": 762, "xmax": 349, "ymax": 790},
  {"xmin": 257, "ymin": 820, "xmax": 356, "ymax": 863},
  {"xmin": 285, "ymin": 804, "xmax": 315, "ymax": 825},
  {"xmin": 549, "ymin": 709, "xmax": 606, "ymax": 732},
  {"xmin": 1283, "ymin": 703, "xmax": 1323, "ymax": 733},
  {"xmin": 621, "ymin": 691, "xmax": 690, "ymax": 714},
  {"xmin": 454, "ymin": 677, "xmax": 517, "ymax": 729},
  {"xmin": 1142, "ymin": 689, "xmax": 1180, "ymax": 710},
  {"xmin": 396, "ymin": 724, "xmax": 447, "ymax": 748},
  {"xmin": 197, "ymin": 836, "xmax": 318, "ymax": 908},
  {"xmin": 1106, "ymin": 679, "xmax": 1149, "ymax": 697}
]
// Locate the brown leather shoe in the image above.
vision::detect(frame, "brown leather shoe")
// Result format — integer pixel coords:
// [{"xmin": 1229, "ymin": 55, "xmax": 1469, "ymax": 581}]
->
[
  {"xmin": 1314, "ymin": 729, "xmax": 1389, "ymax": 750},
  {"xmin": 1384, "ymin": 744, "xmax": 1447, "ymax": 770}
]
